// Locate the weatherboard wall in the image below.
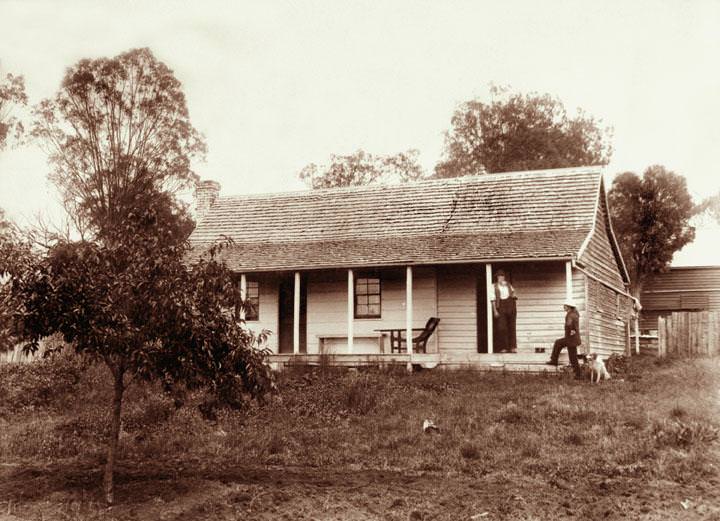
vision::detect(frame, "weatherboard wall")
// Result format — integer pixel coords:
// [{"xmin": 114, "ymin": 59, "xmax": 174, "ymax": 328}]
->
[{"xmin": 305, "ymin": 267, "xmax": 437, "ymax": 354}]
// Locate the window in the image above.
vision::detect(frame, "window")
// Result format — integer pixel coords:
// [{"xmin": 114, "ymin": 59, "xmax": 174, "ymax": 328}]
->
[
  {"xmin": 355, "ymin": 275, "xmax": 381, "ymax": 318},
  {"xmin": 245, "ymin": 280, "xmax": 260, "ymax": 321}
]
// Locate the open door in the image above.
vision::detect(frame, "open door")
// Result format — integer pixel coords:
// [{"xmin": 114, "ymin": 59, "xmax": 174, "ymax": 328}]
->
[{"xmin": 278, "ymin": 274, "xmax": 307, "ymax": 353}]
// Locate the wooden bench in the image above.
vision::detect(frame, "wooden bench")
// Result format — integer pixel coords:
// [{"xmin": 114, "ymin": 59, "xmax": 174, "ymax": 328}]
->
[{"xmin": 316, "ymin": 334, "xmax": 386, "ymax": 353}]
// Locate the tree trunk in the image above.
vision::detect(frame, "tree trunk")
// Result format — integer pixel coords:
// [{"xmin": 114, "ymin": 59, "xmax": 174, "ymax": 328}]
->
[
  {"xmin": 104, "ymin": 366, "xmax": 125, "ymax": 505},
  {"xmin": 630, "ymin": 279, "xmax": 643, "ymax": 300}
]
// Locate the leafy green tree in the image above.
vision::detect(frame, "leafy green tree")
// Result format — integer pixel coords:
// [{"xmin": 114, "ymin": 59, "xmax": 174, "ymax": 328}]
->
[
  {"xmin": 435, "ymin": 86, "xmax": 612, "ymax": 177},
  {"xmin": 31, "ymin": 48, "xmax": 206, "ymax": 238},
  {"xmin": 0, "ymin": 212, "xmax": 25, "ymax": 351},
  {"xmin": 0, "ymin": 72, "xmax": 27, "ymax": 149},
  {"xmin": 5, "ymin": 191, "xmax": 273, "ymax": 504},
  {"xmin": 696, "ymin": 192, "xmax": 720, "ymax": 223},
  {"xmin": 607, "ymin": 165, "xmax": 696, "ymax": 296},
  {"xmin": 299, "ymin": 149, "xmax": 426, "ymax": 188},
  {"xmin": 9, "ymin": 48, "xmax": 271, "ymax": 505}
]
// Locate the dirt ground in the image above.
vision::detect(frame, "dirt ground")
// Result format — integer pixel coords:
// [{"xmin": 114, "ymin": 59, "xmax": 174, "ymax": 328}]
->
[{"xmin": 1, "ymin": 459, "xmax": 719, "ymax": 521}]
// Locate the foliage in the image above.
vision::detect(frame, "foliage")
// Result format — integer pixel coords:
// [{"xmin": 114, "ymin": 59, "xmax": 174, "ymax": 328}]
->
[
  {"xmin": 607, "ymin": 165, "xmax": 696, "ymax": 295},
  {"xmin": 0, "ymin": 216, "xmax": 32, "ymax": 352},
  {"xmin": 31, "ymin": 47, "xmax": 206, "ymax": 238},
  {"xmin": 696, "ymin": 192, "xmax": 720, "ymax": 223},
  {"xmin": 12, "ymin": 48, "xmax": 265, "ymax": 504},
  {"xmin": 435, "ymin": 86, "xmax": 612, "ymax": 177},
  {"xmin": 299, "ymin": 149, "xmax": 427, "ymax": 188},
  {"xmin": 0, "ymin": 72, "xmax": 27, "ymax": 149},
  {"xmin": 6, "ymin": 196, "xmax": 274, "ymax": 501},
  {"xmin": 0, "ymin": 350, "xmax": 83, "ymax": 417}
]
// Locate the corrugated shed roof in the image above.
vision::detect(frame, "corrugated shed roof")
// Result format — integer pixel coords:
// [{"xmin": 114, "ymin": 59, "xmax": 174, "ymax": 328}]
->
[{"xmin": 189, "ymin": 166, "xmax": 602, "ymax": 271}]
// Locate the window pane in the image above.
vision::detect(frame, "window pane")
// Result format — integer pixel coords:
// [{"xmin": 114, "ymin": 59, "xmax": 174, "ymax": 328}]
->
[
  {"xmin": 246, "ymin": 280, "xmax": 259, "ymax": 320},
  {"xmin": 355, "ymin": 274, "xmax": 381, "ymax": 317},
  {"xmin": 246, "ymin": 299, "xmax": 259, "ymax": 320}
]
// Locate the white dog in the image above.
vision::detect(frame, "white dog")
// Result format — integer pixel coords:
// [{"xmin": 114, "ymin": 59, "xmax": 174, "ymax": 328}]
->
[{"xmin": 587, "ymin": 353, "xmax": 611, "ymax": 383}]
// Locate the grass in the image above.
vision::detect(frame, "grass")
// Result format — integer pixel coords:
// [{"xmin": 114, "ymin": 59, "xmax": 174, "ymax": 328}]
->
[{"xmin": 1, "ymin": 354, "xmax": 719, "ymax": 520}]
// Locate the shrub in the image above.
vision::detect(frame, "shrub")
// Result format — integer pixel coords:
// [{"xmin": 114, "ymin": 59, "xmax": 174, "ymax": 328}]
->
[
  {"xmin": 653, "ymin": 420, "xmax": 719, "ymax": 449},
  {"xmin": 0, "ymin": 354, "xmax": 84, "ymax": 415},
  {"xmin": 122, "ymin": 393, "xmax": 175, "ymax": 432}
]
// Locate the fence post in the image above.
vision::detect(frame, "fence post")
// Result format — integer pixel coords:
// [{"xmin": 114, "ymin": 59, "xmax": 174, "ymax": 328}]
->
[
  {"xmin": 689, "ymin": 312, "xmax": 695, "ymax": 356},
  {"xmin": 657, "ymin": 316, "xmax": 666, "ymax": 358},
  {"xmin": 625, "ymin": 321, "xmax": 631, "ymax": 356}
]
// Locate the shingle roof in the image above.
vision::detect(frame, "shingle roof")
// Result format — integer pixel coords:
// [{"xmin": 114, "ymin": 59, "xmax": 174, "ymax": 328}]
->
[{"xmin": 189, "ymin": 166, "xmax": 603, "ymax": 272}]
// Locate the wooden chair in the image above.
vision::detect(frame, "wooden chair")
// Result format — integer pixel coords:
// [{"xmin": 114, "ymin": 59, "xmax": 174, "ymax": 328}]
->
[{"xmin": 378, "ymin": 317, "xmax": 440, "ymax": 354}]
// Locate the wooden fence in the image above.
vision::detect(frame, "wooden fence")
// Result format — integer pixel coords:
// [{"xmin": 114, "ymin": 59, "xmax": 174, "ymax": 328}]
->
[
  {"xmin": 0, "ymin": 343, "xmax": 41, "ymax": 363},
  {"xmin": 657, "ymin": 311, "xmax": 720, "ymax": 358}
]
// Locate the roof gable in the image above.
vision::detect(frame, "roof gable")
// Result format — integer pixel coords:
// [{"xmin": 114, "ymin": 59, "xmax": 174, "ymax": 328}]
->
[
  {"xmin": 577, "ymin": 177, "xmax": 631, "ymax": 287},
  {"xmin": 190, "ymin": 166, "xmax": 603, "ymax": 271}
]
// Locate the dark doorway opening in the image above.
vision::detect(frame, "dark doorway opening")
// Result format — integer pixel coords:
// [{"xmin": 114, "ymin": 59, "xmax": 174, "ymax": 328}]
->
[
  {"xmin": 476, "ymin": 267, "xmax": 488, "ymax": 353},
  {"xmin": 278, "ymin": 274, "xmax": 307, "ymax": 353}
]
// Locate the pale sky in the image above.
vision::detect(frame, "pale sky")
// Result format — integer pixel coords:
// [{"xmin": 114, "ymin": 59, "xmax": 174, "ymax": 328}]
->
[{"xmin": 0, "ymin": 0, "xmax": 718, "ymax": 265}]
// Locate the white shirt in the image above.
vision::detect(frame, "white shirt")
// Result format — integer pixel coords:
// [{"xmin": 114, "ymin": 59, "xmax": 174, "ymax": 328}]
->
[{"xmin": 489, "ymin": 282, "xmax": 513, "ymax": 301}]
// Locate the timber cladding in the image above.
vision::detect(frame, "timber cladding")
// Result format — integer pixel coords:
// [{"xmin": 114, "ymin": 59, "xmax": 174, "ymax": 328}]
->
[
  {"xmin": 578, "ymin": 188, "xmax": 627, "ymax": 290},
  {"xmin": 640, "ymin": 267, "xmax": 720, "ymax": 332},
  {"xmin": 586, "ymin": 278, "xmax": 634, "ymax": 356},
  {"xmin": 657, "ymin": 311, "xmax": 720, "ymax": 357}
]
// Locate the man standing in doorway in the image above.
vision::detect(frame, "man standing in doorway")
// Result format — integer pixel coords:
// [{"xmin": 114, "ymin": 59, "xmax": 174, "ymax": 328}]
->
[{"xmin": 490, "ymin": 269, "xmax": 517, "ymax": 353}]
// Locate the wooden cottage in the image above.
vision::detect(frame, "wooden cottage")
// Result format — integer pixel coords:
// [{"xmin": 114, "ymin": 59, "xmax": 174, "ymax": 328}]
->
[{"xmin": 188, "ymin": 166, "xmax": 635, "ymax": 370}]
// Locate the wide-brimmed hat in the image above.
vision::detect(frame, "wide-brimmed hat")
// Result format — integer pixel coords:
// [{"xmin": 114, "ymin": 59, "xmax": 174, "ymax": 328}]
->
[
  {"xmin": 563, "ymin": 299, "xmax": 577, "ymax": 308},
  {"xmin": 495, "ymin": 269, "xmax": 507, "ymax": 278}
]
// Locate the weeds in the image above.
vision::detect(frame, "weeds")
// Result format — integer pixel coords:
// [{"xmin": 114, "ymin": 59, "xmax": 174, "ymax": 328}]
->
[
  {"xmin": 343, "ymin": 373, "xmax": 381, "ymax": 415},
  {"xmin": 564, "ymin": 432, "xmax": 585, "ymax": 446},
  {"xmin": 497, "ymin": 402, "xmax": 530, "ymax": 424},
  {"xmin": 653, "ymin": 419, "xmax": 719, "ymax": 449},
  {"xmin": 460, "ymin": 442, "xmax": 481, "ymax": 460},
  {"xmin": 669, "ymin": 404, "xmax": 687, "ymax": 420},
  {"xmin": 1, "ymin": 354, "xmax": 718, "ymax": 493}
]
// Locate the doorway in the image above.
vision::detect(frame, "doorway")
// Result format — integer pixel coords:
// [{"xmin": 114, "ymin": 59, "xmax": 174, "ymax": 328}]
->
[
  {"xmin": 278, "ymin": 274, "xmax": 307, "ymax": 353},
  {"xmin": 476, "ymin": 267, "xmax": 488, "ymax": 353}
]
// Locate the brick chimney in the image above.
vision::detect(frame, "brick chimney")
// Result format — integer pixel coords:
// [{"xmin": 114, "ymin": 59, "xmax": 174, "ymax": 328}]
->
[{"xmin": 194, "ymin": 179, "xmax": 221, "ymax": 219}]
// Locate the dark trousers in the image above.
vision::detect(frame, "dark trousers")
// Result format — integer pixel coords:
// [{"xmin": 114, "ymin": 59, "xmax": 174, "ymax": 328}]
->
[
  {"xmin": 494, "ymin": 298, "xmax": 517, "ymax": 352},
  {"xmin": 550, "ymin": 337, "xmax": 580, "ymax": 375}
]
